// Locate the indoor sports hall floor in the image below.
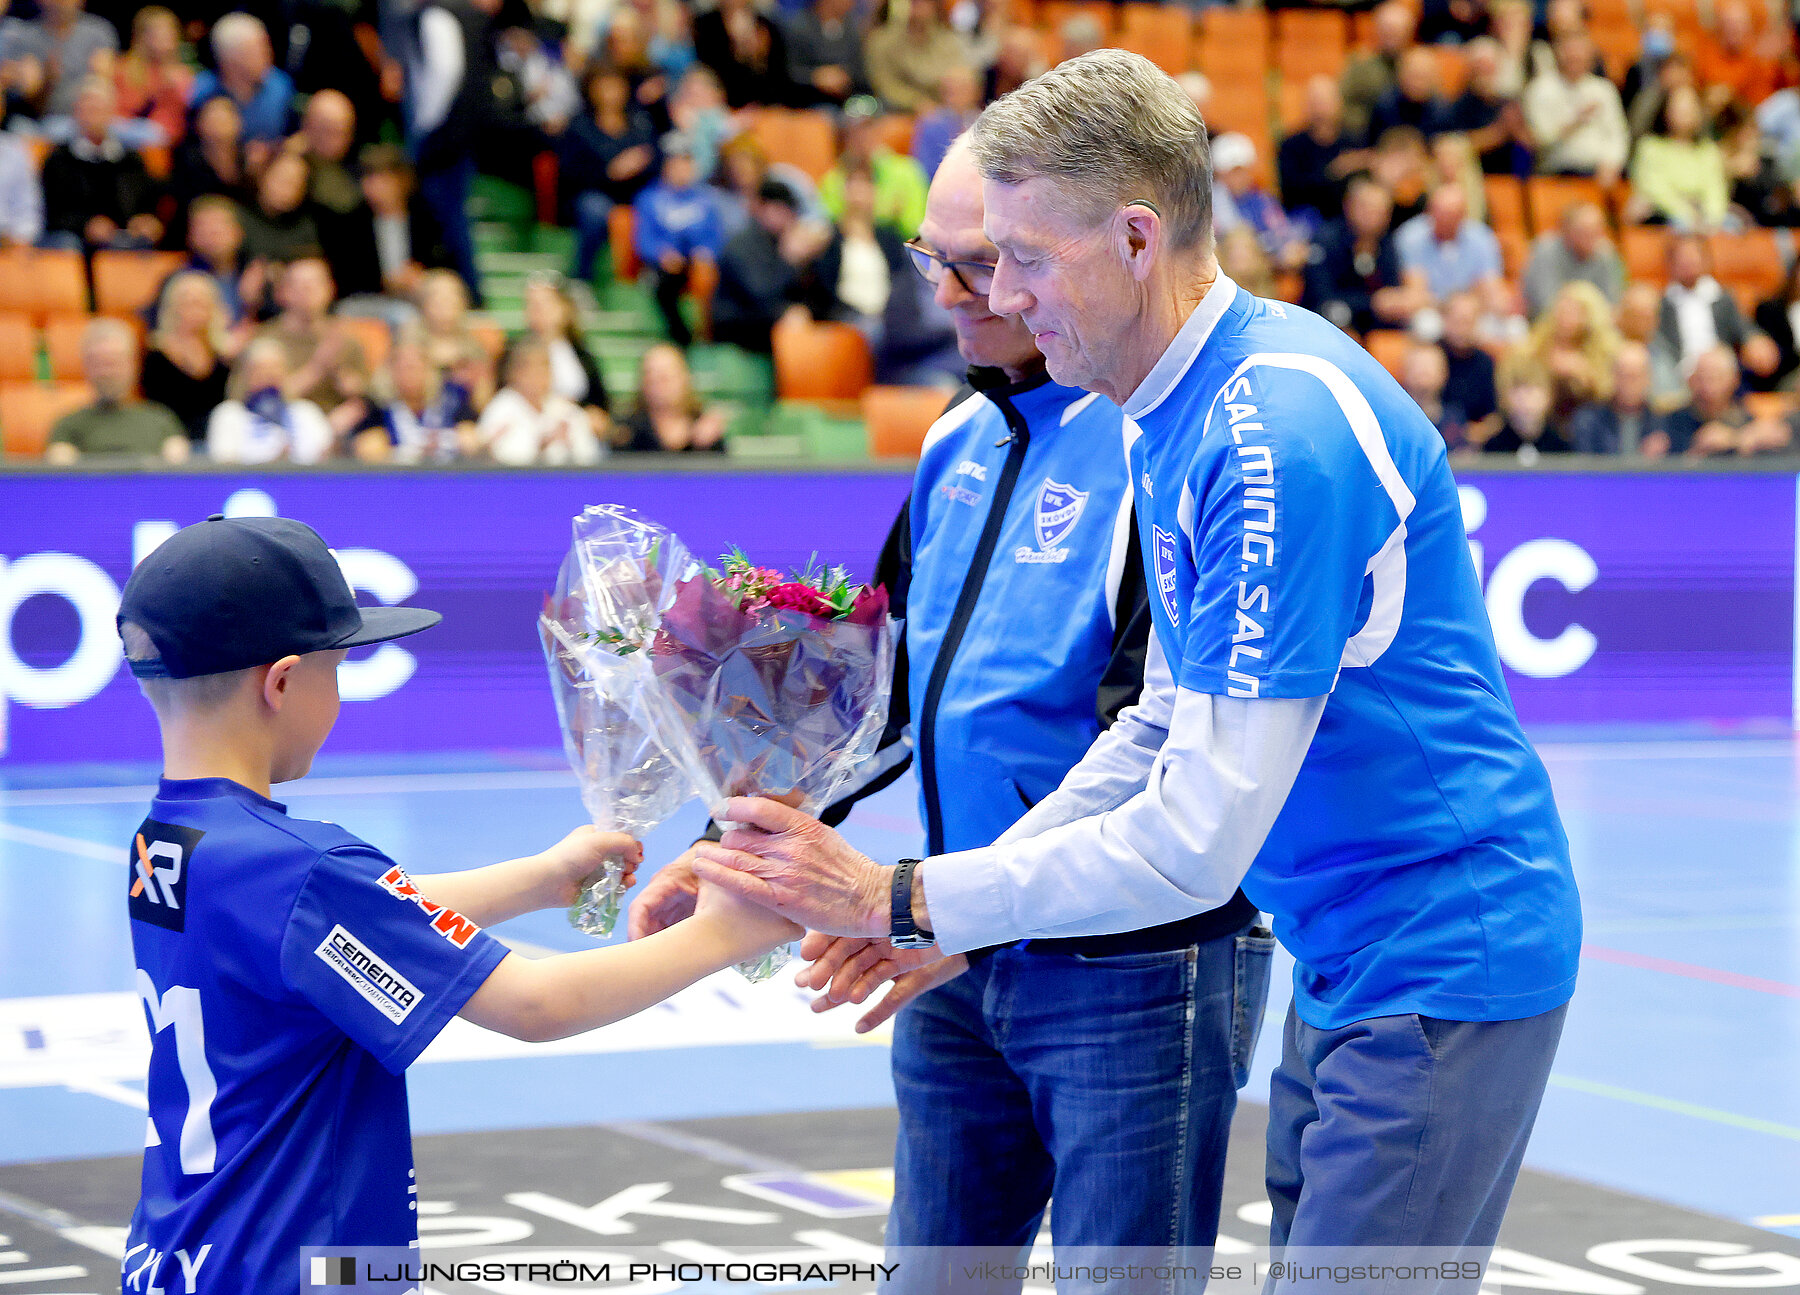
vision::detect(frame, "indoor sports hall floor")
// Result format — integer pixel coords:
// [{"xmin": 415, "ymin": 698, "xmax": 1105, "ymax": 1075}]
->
[{"xmin": 0, "ymin": 734, "xmax": 1797, "ymax": 1291}]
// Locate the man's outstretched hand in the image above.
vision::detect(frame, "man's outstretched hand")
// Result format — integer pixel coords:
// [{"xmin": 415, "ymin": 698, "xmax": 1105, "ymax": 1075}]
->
[
  {"xmin": 690, "ymin": 797, "xmax": 893, "ymax": 937},
  {"xmin": 797, "ymin": 933, "xmax": 968, "ymax": 1033}
]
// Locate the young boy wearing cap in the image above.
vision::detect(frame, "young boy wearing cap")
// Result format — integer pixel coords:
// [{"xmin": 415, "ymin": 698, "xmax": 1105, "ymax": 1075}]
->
[{"xmin": 115, "ymin": 514, "xmax": 799, "ymax": 1293}]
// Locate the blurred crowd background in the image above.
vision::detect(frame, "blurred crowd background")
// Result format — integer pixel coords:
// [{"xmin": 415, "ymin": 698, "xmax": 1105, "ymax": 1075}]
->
[{"xmin": 3, "ymin": 0, "xmax": 1800, "ymax": 465}]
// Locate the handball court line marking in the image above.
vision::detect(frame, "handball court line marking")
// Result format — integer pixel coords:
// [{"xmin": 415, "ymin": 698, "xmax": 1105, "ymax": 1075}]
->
[
  {"xmin": 1581, "ymin": 944, "xmax": 1800, "ymax": 999},
  {"xmin": 1549, "ymin": 1075, "xmax": 1800, "ymax": 1142},
  {"xmin": 0, "ymin": 769, "xmax": 582, "ymax": 808}
]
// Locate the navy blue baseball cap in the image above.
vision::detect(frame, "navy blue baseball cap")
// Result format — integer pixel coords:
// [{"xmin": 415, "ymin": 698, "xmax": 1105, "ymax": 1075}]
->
[{"xmin": 118, "ymin": 515, "xmax": 441, "ymax": 679}]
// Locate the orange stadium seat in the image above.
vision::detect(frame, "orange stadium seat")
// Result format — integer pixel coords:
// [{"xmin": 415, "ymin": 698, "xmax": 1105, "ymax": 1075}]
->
[
  {"xmin": 1274, "ymin": 7, "xmax": 1347, "ymax": 81},
  {"xmin": 1484, "ymin": 175, "xmax": 1528, "ymax": 239},
  {"xmin": 1745, "ymin": 391, "xmax": 1797, "ymax": 422},
  {"xmin": 1119, "ymin": 3, "xmax": 1195, "ymax": 75},
  {"xmin": 43, "ymin": 315, "xmax": 93, "ymax": 382},
  {"xmin": 772, "ymin": 318, "xmax": 873, "ymax": 403},
  {"xmin": 1710, "ymin": 230, "xmax": 1787, "ymax": 301},
  {"xmin": 1005, "ymin": 0, "xmax": 1036, "ymax": 23},
  {"xmin": 1363, "ymin": 329, "xmax": 1412, "ymax": 381},
  {"xmin": 93, "ymin": 250, "xmax": 186, "ymax": 318},
  {"xmin": 0, "ymin": 249, "xmax": 87, "ymax": 322},
  {"xmin": 1203, "ymin": 81, "xmax": 1272, "ymax": 141},
  {"xmin": 687, "ymin": 256, "xmax": 720, "ymax": 342},
  {"xmin": 1, "ymin": 381, "xmax": 93, "ymax": 458},
  {"xmin": 745, "ymin": 108, "xmax": 838, "ymax": 181},
  {"xmin": 1621, "ymin": 225, "xmax": 1671, "ymax": 286},
  {"xmin": 609, "ymin": 206, "xmax": 639, "ymax": 281},
  {"xmin": 863, "ymin": 385, "xmax": 949, "ymax": 458},
  {"xmin": 339, "ymin": 316, "xmax": 393, "ymax": 372},
  {"xmin": 873, "ymin": 113, "xmax": 915, "ymax": 157},
  {"xmin": 1526, "ymin": 176, "xmax": 1608, "ymax": 236},
  {"xmin": 0, "ymin": 314, "xmax": 38, "ymax": 382},
  {"xmin": 1498, "ymin": 228, "xmax": 1531, "ymax": 280},
  {"xmin": 1278, "ymin": 78, "xmax": 1310, "ymax": 132}
]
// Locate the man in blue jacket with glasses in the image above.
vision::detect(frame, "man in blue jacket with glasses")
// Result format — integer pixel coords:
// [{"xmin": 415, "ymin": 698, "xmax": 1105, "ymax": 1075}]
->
[{"xmin": 633, "ymin": 137, "xmax": 1272, "ymax": 1278}]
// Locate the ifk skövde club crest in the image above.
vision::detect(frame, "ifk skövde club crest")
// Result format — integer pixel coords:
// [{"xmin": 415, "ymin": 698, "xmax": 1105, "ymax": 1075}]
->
[
  {"xmin": 1034, "ymin": 480, "xmax": 1088, "ymax": 553},
  {"xmin": 1152, "ymin": 524, "xmax": 1181, "ymax": 626}
]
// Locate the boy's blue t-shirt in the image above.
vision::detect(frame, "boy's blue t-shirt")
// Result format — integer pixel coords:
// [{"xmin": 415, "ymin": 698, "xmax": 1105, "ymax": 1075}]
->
[
  {"xmin": 123, "ymin": 777, "xmax": 508, "ymax": 1292},
  {"xmin": 1125, "ymin": 278, "xmax": 1581, "ymax": 1028}
]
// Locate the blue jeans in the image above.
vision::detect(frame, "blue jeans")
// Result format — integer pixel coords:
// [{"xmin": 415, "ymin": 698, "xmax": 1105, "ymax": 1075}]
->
[
  {"xmin": 887, "ymin": 918, "xmax": 1273, "ymax": 1292},
  {"xmin": 1265, "ymin": 1002, "xmax": 1568, "ymax": 1259},
  {"xmin": 571, "ymin": 191, "xmax": 614, "ymax": 283},
  {"xmin": 418, "ymin": 156, "xmax": 482, "ymax": 306}
]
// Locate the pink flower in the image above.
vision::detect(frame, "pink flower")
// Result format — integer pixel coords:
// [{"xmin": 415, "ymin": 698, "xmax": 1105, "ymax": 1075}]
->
[{"xmin": 766, "ymin": 582, "xmax": 835, "ymax": 617}]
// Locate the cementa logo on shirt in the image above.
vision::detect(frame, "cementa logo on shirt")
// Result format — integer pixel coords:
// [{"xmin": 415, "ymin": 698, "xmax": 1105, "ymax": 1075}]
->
[
  {"xmin": 315, "ymin": 925, "xmax": 422, "ymax": 1023},
  {"xmin": 128, "ymin": 819, "xmax": 205, "ymax": 934}
]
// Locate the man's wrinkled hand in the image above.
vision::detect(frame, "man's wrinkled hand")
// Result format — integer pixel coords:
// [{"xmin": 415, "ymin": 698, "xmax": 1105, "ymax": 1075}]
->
[
  {"xmin": 798, "ymin": 932, "xmax": 968, "ymax": 1033},
  {"xmin": 689, "ymin": 797, "xmax": 890, "ymax": 936}
]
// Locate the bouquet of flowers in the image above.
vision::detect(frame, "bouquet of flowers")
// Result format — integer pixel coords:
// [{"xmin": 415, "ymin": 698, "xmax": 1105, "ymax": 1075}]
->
[{"xmin": 541, "ymin": 505, "xmax": 896, "ymax": 977}]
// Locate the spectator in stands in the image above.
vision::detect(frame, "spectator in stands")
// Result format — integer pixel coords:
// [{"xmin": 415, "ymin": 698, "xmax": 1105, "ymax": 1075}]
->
[
  {"xmin": 817, "ymin": 164, "xmax": 906, "ymax": 337},
  {"xmin": 1628, "ymin": 52, "xmax": 1695, "ymax": 144},
  {"xmin": 561, "ymin": 65, "xmax": 660, "ymax": 285},
  {"xmin": 14, "ymin": 0, "xmax": 115, "ymax": 121},
  {"xmin": 693, "ymin": 0, "xmax": 798, "ymax": 108},
  {"xmin": 476, "ymin": 336, "xmax": 604, "ymax": 464},
  {"xmin": 1485, "ymin": 361, "xmax": 1573, "ymax": 455},
  {"xmin": 1621, "ymin": 14, "xmax": 1677, "ymax": 129},
  {"xmin": 142, "ymin": 271, "xmax": 235, "ymax": 443},
  {"xmin": 1656, "ymin": 232, "xmax": 1758, "ymax": 372},
  {"xmin": 1439, "ymin": 290, "xmax": 1502, "ymax": 442},
  {"xmin": 714, "ymin": 178, "xmax": 823, "ymax": 353},
  {"xmin": 238, "ymin": 152, "xmax": 320, "ymax": 264},
  {"xmin": 363, "ymin": 336, "xmax": 478, "ymax": 463},
  {"xmin": 1616, "ymin": 279, "xmax": 1687, "ymax": 406},
  {"xmin": 1449, "ymin": 36, "xmax": 1531, "ymax": 174},
  {"xmin": 44, "ymin": 319, "xmax": 187, "ymax": 464},
  {"xmin": 1218, "ymin": 225, "xmax": 1277, "ymax": 298},
  {"xmin": 0, "ymin": 98, "xmax": 43, "ymax": 246},
  {"xmin": 1280, "ymin": 76, "xmax": 1356, "ymax": 227},
  {"xmin": 913, "ymin": 65, "xmax": 982, "ymax": 180},
  {"xmin": 616, "ymin": 341, "xmax": 726, "ymax": 452},
  {"xmin": 1371, "ymin": 125, "xmax": 1431, "ymax": 223},
  {"xmin": 1723, "ymin": 111, "xmax": 1799, "ymax": 227},
  {"xmin": 1569, "ymin": 341, "xmax": 1657, "ymax": 453},
  {"xmin": 1341, "ymin": 0, "xmax": 1416, "ymax": 141},
  {"xmin": 1530, "ymin": 0, "xmax": 1596, "ymax": 81},
  {"xmin": 821, "ymin": 97, "xmax": 928, "ymax": 237},
  {"xmin": 633, "ymin": 131, "xmax": 722, "ymax": 347},
  {"xmin": 601, "ymin": 8, "xmax": 676, "ymax": 133},
  {"xmin": 1303, "ymin": 175, "xmax": 1421, "ymax": 334},
  {"xmin": 1369, "ymin": 46, "xmax": 1455, "ymax": 142},
  {"xmin": 1487, "ymin": 0, "xmax": 1531, "ymax": 97},
  {"xmin": 1644, "ymin": 344, "xmax": 1750, "ymax": 456},
  {"xmin": 1430, "ymin": 133, "xmax": 1487, "ymax": 218},
  {"xmin": 333, "ymin": 144, "xmax": 449, "ymax": 312},
  {"xmin": 1419, "ymin": 0, "xmax": 1490, "ymax": 46},
  {"xmin": 206, "ymin": 335, "xmax": 334, "ymax": 464},
  {"xmin": 1057, "ymin": 13, "xmax": 1104, "ymax": 65},
  {"xmin": 169, "ymin": 94, "xmax": 251, "ymax": 233},
  {"xmin": 865, "ymin": 0, "xmax": 968, "ymax": 114},
  {"xmin": 192, "ymin": 13, "xmax": 293, "ymax": 144},
  {"xmin": 112, "ymin": 7, "xmax": 189, "ymax": 147},
  {"xmin": 496, "ymin": 24, "xmax": 581, "ymax": 137},
  {"xmin": 1696, "ymin": 0, "xmax": 1782, "ymax": 118},
  {"xmin": 985, "ymin": 25, "xmax": 1042, "ymax": 102},
  {"xmin": 256, "ymin": 255, "xmax": 368, "ymax": 412},
  {"xmin": 1516, "ymin": 280, "xmax": 1620, "ymax": 427},
  {"xmin": 292, "ymin": 88, "xmax": 359, "ymax": 218},
  {"xmin": 1628, "ymin": 85, "xmax": 1730, "ymax": 229},
  {"xmin": 716, "ymin": 133, "xmax": 825, "ymax": 236},
  {"xmin": 417, "ymin": 268, "xmax": 481, "ymax": 372},
  {"xmin": 1524, "ymin": 32, "xmax": 1628, "ymax": 186},
  {"xmin": 1753, "ymin": 258, "xmax": 1800, "ymax": 388},
  {"xmin": 514, "ymin": 271, "xmax": 611, "ymax": 433},
  {"xmin": 1523, "ymin": 202, "xmax": 1624, "ymax": 318},
  {"xmin": 784, "ymin": 0, "xmax": 868, "ymax": 106},
  {"xmin": 409, "ymin": 0, "xmax": 504, "ymax": 306},
  {"xmin": 1395, "ymin": 179, "xmax": 1506, "ymax": 314},
  {"xmin": 1400, "ymin": 342, "xmax": 1468, "ymax": 448},
  {"xmin": 41, "ymin": 77, "xmax": 162, "ymax": 252},
  {"xmin": 178, "ymin": 195, "xmax": 259, "ymax": 327},
  {"xmin": 666, "ymin": 65, "xmax": 732, "ymax": 178},
  {"xmin": 1212, "ymin": 132, "xmax": 1308, "ymax": 271}
]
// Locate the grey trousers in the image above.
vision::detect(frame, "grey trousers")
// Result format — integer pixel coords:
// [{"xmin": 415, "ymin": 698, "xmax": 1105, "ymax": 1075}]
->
[{"xmin": 1265, "ymin": 1002, "xmax": 1568, "ymax": 1258}]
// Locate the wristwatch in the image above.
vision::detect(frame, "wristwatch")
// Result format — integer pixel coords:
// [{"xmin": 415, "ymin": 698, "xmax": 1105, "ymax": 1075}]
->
[{"xmin": 890, "ymin": 858, "xmax": 936, "ymax": 949}]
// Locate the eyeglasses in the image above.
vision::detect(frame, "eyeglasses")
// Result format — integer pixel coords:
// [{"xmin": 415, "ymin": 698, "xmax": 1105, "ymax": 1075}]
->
[{"xmin": 905, "ymin": 239, "xmax": 998, "ymax": 296}]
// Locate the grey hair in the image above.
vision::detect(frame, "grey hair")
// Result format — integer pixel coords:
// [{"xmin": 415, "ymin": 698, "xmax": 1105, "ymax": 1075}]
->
[
  {"xmin": 969, "ymin": 48, "xmax": 1213, "ymax": 252},
  {"xmin": 211, "ymin": 12, "xmax": 267, "ymax": 58}
]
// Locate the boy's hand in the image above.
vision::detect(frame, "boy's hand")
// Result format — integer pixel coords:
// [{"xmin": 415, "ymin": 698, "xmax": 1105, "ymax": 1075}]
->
[
  {"xmin": 694, "ymin": 876, "xmax": 803, "ymax": 962},
  {"xmin": 537, "ymin": 827, "xmax": 643, "ymax": 909}
]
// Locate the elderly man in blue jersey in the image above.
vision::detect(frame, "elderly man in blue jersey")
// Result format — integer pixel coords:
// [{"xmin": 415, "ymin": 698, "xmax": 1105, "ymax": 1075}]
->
[
  {"xmin": 635, "ymin": 136, "xmax": 1272, "ymax": 1275},
  {"xmin": 693, "ymin": 49, "xmax": 1582, "ymax": 1262}
]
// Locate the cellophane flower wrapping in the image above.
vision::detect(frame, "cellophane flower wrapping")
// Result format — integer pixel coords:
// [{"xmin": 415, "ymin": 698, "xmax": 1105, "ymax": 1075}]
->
[
  {"xmin": 544, "ymin": 505, "xmax": 897, "ymax": 981},
  {"xmin": 539, "ymin": 507, "xmax": 698, "ymax": 936}
]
